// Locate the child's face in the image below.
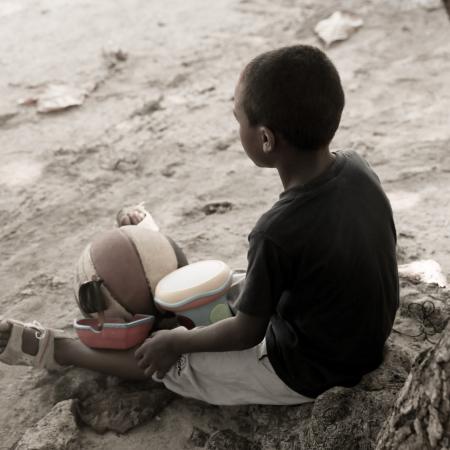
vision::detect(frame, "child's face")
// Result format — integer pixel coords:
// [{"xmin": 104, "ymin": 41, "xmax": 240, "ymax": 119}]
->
[{"xmin": 233, "ymin": 77, "xmax": 272, "ymax": 168}]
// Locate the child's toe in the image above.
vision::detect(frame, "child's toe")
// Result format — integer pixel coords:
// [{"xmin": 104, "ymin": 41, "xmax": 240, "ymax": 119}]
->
[
  {"xmin": 120, "ymin": 215, "xmax": 132, "ymax": 226},
  {"xmin": 130, "ymin": 212, "xmax": 144, "ymax": 224},
  {"xmin": 0, "ymin": 321, "xmax": 12, "ymax": 333}
]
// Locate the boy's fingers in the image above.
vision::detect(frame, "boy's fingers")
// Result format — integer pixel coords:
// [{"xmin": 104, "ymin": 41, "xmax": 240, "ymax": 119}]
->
[
  {"xmin": 135, "ymin": 349, "xmax": 153, "ymax": 369},
  {"xmin": 136, "ymin": 357, "xmax": 145, "ymax": 369},
  {"xmin": 135, "ymin": 338, "xmax": 152, "ymax": 357},
  {"xmin": 144, "ymin": 365, "xmax": 156, "ymax": 378},
  {"xmin": 134, "ymin": 346, "xmax": 144, "ymax": 360},
  {"xmin": 136, "ymin": 353, "xmax": 149, "ymax": 368}
]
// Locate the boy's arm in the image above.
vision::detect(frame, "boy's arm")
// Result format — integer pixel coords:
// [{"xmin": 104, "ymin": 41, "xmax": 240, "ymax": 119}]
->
[
  {"xmin": 136, "ymin": 232, "xmax": 289, "ymax": 378},
  {"xmin": 135, "ymin": 311, "xmax": 269, "ymax": 378}
]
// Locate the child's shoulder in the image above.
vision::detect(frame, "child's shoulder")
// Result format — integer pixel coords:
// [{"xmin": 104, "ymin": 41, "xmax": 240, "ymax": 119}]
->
[
  {"xmin": 339, "ymin": 149, "xmax": 382, "ymax": 186},
  {"xmin": 248, "ymin": 195, "xmax": 302, "ymax": 248},
  {"xmin": 249, "ymin": 149, "xmax": 383, "ymax": 241},
  {"xmin": 340, "ymin": 149, "xmax": 377, "ymax": 174}
]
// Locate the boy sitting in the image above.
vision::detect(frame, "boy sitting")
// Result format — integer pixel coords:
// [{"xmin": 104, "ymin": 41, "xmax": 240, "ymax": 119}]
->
[{"xmin": 0, "ymin": 45, "xmax": 398, "ymax": 405}]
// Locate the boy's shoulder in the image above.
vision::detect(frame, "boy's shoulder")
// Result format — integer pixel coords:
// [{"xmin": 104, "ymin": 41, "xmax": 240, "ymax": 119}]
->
[
  {"xmin": 249, "ymin": 150, "xmax": 386, "ymax": 246},
  {"xmin": 342, "ymin": 150, "xmax": 381, "ymax": 182}
]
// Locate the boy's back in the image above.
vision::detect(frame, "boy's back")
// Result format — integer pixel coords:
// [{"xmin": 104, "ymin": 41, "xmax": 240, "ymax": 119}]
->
[{"xmin": 238, "ymin": 150, "xmax": 399, "ymax": 397}]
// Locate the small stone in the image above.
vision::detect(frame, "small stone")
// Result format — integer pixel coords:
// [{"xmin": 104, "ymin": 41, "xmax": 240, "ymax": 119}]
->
[
  {"xmin": 161, "ymin": 166, "xmax": 176, "ymax": 177},
  {"xmin": 201, "ymin": 201, "xmax": 233, "ymax": 215},
  {"xmin": 20, "ymin": 288, "xmax": 33, "ymax": 296},
  {"xmin": 102, "ymin": 46, "xmax": 129, "ymax": 67},
  {"xmin": 110, "ymin": 157, "xmax": 140, "ymax": 172},
  {"xmin": 215, "ymin": 141, "xmax": 230, "ymax": 151},
  {"xmin": 131, "ymin": 97, "xmax": 162, "ymax": 117}
]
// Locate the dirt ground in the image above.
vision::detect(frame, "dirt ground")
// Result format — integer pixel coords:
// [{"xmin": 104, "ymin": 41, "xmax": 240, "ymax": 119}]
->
[{"xmin": 0, "ymin": 0, "xmax": 449, "ymax": 448}]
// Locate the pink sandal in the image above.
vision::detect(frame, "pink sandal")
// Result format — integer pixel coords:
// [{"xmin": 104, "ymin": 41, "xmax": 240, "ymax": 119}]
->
[{"xmin": 0, "ymin": 319, "xmax": 65, "ymax": 371}]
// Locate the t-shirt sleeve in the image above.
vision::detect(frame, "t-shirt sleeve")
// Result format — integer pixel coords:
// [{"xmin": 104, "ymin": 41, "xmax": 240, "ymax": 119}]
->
[{"xmin": 237, "ymin": 231, "xmax": 291, "ymax": 317}]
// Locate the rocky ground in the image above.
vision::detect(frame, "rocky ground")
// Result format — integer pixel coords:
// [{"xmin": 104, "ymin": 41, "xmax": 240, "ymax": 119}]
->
[{"xmin": 1, "ymin": 0, "xmax": 449, "ymax": 449}]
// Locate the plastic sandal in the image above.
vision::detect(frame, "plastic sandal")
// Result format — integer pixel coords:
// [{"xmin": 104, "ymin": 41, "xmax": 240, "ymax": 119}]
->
[
  {"xmin": 115, "ymin": 202, "xmax": 160, "ymax": 231},
  {"xmin": 0, "ymin": 319, "xmax": 65, "ymax": 371}
]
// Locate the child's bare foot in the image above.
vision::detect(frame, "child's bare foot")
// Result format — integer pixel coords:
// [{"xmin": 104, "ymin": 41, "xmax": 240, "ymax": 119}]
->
[
  {"xmin": 116, "ymin": 203, "xmax": 159, "ymax": 231},
  {"xmin": 118, "ymin": 210, "xmax": 145, "ymax": 226},
  {"xmin": 0, "ymin": 322, "xmax": 38, "ymax": 356}
]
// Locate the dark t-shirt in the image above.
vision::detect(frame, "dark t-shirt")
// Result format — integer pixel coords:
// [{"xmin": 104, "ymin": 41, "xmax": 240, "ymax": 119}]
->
[{"xmin": 237, "ymin": 150, "xmax": 399, "ymax": 398}]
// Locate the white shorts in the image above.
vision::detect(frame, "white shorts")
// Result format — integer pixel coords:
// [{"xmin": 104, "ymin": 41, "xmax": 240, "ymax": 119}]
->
[{"xmin": 153, "ymin": 339, "xmax": 314, "ymax": 405}]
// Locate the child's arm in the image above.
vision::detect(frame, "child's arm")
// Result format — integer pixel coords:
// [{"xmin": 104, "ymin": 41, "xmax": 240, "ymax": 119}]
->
[
  {"xmin": 136, "ymin": 232, "xmax": 288, "ymax": 378},
  {"xmin": 135, "ymin": 311, "xmax": 269, "ymax": 379}
]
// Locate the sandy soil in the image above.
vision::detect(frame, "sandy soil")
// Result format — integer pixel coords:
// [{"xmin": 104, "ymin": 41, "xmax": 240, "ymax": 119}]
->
[{"xmin": 0, "ymin": 0, "xmax": 449, "ymax": 448}]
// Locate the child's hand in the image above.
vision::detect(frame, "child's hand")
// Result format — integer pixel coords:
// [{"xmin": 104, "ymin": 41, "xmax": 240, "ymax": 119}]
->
[{"xmin": 135, "ymin": 327, "xmax": 187, "ymax": 379}]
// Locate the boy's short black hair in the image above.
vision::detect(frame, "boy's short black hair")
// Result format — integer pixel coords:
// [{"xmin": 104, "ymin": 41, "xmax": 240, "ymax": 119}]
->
[{"xmin": 241, "ymin": 45, "xmax": 345, "ymax": 151}]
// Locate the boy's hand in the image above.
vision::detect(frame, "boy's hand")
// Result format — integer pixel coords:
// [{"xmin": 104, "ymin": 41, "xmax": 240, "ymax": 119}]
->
[
  {"xmin": 135, "ymin": 313, "xmax": 269, "ymax": 379},
  {"xmin": 135, "ymin": 327, "xmax": 187, "ymax": 379}
]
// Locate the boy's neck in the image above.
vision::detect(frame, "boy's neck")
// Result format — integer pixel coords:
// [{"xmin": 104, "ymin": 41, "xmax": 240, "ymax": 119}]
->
[{"xmin": 276, "ymin": 145, "xmax": 335, "ymax": 191}]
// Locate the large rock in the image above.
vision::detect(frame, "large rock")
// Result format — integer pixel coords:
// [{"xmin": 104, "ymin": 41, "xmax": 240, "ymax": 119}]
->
[
  {"xmin": 237, "ymin": 342, "xmax": 407, "ymax": 450},
  {"xmin": 195, "ymin": 280, "xmax": 449, "ymax": 450},
  {"xmin": 14, "ymin": 400, "xmax": 79, "ymax": 450},
  {"xmin": 53, "ymin": 367, "xmax": 109, "ymax": 402},
  {"xmin": 14, "ymin": 279, "xmax": 450, "ymax": 450},
  {"xmin": 206, "ymin": 429, "xmax": 261, "ymax": 450},
  {"xmin": 76, "ymin": 383, "xmax": 176, "ymax": 433},
  {"xmin": 375, "ymin": 320, "xmax": 450, "ymax": 449},
  {"xmin": 53, "ymin": 369, "xmax": 176, "ymax": 434},
  {"xmin": 305, "ymin": 386, "xmax": 399, "ymax": 450}
]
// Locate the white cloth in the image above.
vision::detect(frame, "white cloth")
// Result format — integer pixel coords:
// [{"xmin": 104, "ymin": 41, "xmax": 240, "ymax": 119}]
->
[{"xmin": 153, "ymin": 339, "xmax": 314, "ymax": 405}]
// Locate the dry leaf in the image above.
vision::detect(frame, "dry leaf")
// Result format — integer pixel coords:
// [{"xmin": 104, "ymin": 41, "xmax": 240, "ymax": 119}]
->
[
  {"xmin": 315, "ymin": 11, "xmax": 363, "ymax": 46},
  {"xmin": 398, "ymin": 260, "xmax": 447, "ymax": 287},
  {"xmin": 37, "ymin": 84, "xmax": 87, "ymax": 113}
]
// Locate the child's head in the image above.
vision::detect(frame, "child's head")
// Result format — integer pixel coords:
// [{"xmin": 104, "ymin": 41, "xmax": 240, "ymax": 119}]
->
[{"xmin": 234, "ymin": 45, "xmax": 344, "ymax": 160}]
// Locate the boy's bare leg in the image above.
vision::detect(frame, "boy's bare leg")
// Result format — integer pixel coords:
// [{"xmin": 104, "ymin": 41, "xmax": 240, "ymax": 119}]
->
[
  {"xmin": 0, "ymin": 325, "xmax": 147, "ymax": 380},
  {"xmin": 55, "ymin": 338, "xmax": 147, "ymax": 380}
]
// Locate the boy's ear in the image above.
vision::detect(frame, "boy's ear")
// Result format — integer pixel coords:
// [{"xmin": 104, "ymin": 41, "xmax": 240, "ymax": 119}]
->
[{"xmin": 259, "ymin": 126, "xmax": 275, "ymax": 154}]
